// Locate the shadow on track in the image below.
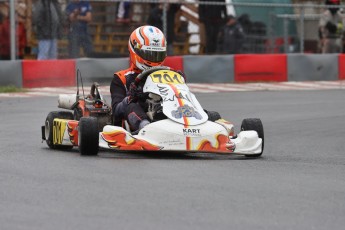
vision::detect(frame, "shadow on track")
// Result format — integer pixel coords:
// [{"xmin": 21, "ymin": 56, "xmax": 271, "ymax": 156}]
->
[{"xmin": 44, "ymin": 147, "xmax": 263, "ymax": 160}]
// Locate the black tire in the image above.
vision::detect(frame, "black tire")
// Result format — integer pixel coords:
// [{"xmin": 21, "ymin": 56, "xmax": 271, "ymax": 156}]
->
[
  {"xmin": 78, "ymin": 117, "xmax": 99, "ymax": 156},
  {"xmin": 241, "ymin": 118, "xmax": 264, "ymax": 157},
  {"xmin": 206, "ymin": 110, "xmax": 221, "ymax": 121},
  {"xmin": 45, "ymin": 111, "xmax": 74, "ymax": 149}
]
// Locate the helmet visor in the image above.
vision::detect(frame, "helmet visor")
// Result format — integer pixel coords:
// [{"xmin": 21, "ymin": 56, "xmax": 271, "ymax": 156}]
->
[{"xmin": 134, "ymin": 46, "xmax": 167, "ymax": 63}]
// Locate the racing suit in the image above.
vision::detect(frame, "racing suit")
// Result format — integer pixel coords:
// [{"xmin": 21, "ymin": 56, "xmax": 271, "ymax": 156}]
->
[{"xmin": 110, "ymin": 63, "xmax": 149, "ymax": 132}]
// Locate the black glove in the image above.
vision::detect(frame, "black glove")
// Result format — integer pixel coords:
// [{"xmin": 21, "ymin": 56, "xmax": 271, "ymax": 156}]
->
[{"xmin": 127, "ymin": 82, "xmax": 143, "ymax": 103}]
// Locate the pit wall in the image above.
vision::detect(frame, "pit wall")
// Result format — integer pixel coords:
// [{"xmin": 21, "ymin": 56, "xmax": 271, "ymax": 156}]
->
[{"xmin": 1, "ymin": 54, "xmax": 344, "ymax": 88}]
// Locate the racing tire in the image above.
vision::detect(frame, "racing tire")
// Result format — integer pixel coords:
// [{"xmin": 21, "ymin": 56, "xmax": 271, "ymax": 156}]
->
[
  {"xmin": 205, "ymin": 110, "xmax": 221, "ymax": 121},
  {"xmin": 45, "ymin": 111, "xmax": 74, "ymax": 149},
  {"xmin": 78, "ymin": 117, "xmax": 99, "ymax": 156},
  {"xmin": 241, "ymin": 118, "xmax": 264, "ymax": 157}
]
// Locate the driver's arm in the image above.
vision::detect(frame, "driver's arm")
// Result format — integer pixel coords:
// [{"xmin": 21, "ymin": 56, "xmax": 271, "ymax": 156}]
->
[{"xmin": 110, "ymin": 75, "xmax": 128, "ymax": 123}]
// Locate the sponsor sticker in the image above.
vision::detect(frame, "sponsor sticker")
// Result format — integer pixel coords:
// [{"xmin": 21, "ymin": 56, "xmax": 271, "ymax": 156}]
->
[
  {"xmin": 172, "ymin": 105, "xmax": 202, "ymax": 120},
  {"xmin": 183, "ymin": 128, "xmax": 201, "ymax": 137},
  {"xmin": 150, "ymin": 70, "xmax": 184, "ymax": 84},
  {"xmin": 53, "ymin": 119, "xmax": 67, "ymax": 145}
]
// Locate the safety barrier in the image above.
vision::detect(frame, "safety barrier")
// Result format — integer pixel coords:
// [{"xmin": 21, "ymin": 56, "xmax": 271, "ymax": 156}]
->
[
  {"xmin": 234, "ymin": 54, "xmax": 287, "ymax": 82},
  {"xmin": 1, "ymin": 54, "xmax": 344, "ymax": 88},
  {"xmin": 0, "ymin": 61, "xmax": 22, "ymax": 87},
  {"xmin": 184, "ymin": 55, "xmax": 234, "ymax": 83},
  {"xmin": 287, "ymin": 54, "xmax": 338, "ymax": 81},
  {"xmin": 339, "ymin": 54, "xmax": 345, "ymax": 80},
  {"xmin": 22, "ymin": 60, "xmax": 75, "ymax": 88}
]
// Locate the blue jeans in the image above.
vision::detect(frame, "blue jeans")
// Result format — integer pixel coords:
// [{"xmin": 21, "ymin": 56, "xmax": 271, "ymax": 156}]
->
[{"xmin": 37, "ymin": 39, "xmax": 58, "ymax": 60}]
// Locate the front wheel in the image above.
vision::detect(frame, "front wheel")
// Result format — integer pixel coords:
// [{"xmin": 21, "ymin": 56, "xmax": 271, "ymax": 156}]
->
[
  {"xmin": 205, "ymin": 110, "xmax": 221, "ymax": 121},
  {"xmin": 78, "ymin": 117, "xmax": 99, "ymax": 156},
  {"xmin": 241, "ymin": 118, "xmax": 264, "ymax": 157},
  {"xmin": 45, "ymin": 111, "xmax": 74, "ymax": 149}
]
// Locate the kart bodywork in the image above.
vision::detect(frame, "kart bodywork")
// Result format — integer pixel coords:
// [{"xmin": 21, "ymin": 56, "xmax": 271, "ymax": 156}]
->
[{"xmin": 42, "ymin": 67, "xmax": 264, "ymax": 157}]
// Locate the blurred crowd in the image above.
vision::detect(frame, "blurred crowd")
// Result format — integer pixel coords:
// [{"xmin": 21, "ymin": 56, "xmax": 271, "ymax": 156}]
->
[
  {"xmin": 0, "ymin": 1, "xmax": 27, "ymax": 59},
  {"xmin": 0, "ymin": 0, "xmax": 95, "ymax": 60},
  {"xmin": 318, "ymin": 0, "xmax": 345, "ymax": 53},
  {"xmin": 1, "ymin": 0, "xmax": 345, "ymax": 60},
  {"xmin": 0, "ymin": 0, "xmax": 251, "ymax": 60}
]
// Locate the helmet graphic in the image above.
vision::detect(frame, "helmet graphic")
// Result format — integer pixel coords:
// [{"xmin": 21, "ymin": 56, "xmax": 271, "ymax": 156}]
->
[{"xmin": 128, "ymin": 25, "xmax": 167, "ymax": 70}]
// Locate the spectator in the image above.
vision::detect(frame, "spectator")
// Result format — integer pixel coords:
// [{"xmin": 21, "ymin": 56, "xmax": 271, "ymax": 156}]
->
[
  {"xmin": 32, "ymin": 0, "xmax": 64, "ymax": 60},
  {"xmin": 217, "ymin": 15, "xmax": 245, "ymax": 54},
  {"xmin": 116, "ymin": 1, "xmax": 131, "ymax": 23},
  {"xmin": 147, "ymin": 4, "xmax": 164, "ymax": 30},
  {"xmin": 237, "ymin": 14, "xmax": 252, "ymax": 34},
  {"xmin": 0, "ymin": 7, "xmax": 27, "ymax": 60},
  {"xmin": 198, "ymin": 0, "xmax": 227, "ymax": 54},
  {"xmin": 0, "ymin": 2, "xmax": 9, "ymax": 23},
  {"xmin": 66, "ymin": 0, "xmax": 93, "ymax": 58},
  {"xmin": 319, "ymin": 0, "xmax": 345, "ymax": 53},
  {"xmin": 237, "ymin": 14, "xmax": 267, "ymax": 53},
  {"xmin": 147, "ymin": 2, "xmax": 181, "ymax": 55}
]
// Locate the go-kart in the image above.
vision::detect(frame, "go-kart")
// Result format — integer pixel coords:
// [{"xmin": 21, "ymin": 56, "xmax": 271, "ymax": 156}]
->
[
  {"xmin": 41, "ymin": 72, "xmax": 112, "ymax": 149},
  {"xmin": 42, "ymin": 67, "xmax": 264, "ymax": 157}
]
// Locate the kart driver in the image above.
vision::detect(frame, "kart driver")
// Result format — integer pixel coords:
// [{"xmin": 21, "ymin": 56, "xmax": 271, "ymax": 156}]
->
[{"xmin": 110, "ymin": 25, "xmax": 169, "ymax": 133}]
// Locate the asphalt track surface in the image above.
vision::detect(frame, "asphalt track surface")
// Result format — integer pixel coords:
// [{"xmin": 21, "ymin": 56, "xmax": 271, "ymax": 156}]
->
[{"xmin": 1, "ymin": 89, "xmax": 344, "ymax": 230}]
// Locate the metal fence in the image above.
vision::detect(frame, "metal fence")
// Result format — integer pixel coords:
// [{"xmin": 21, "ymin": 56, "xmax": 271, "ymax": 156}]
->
[{"xmin": 1, "ymin": 0, "xmax": 344, "ymax": 60}]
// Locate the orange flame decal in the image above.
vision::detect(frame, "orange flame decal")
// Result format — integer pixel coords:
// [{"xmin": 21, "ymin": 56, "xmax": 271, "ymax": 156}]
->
[
  {"xmin": 101, "ymin": 130, "xmax": 161, "ymax": 151},
  {"xmin": 67, "ymin": 120, "xmax": 79, "ymax": 145},
  {"xmin": 197, "ymin": 134, "xmax": 234, "ymax": 153}
]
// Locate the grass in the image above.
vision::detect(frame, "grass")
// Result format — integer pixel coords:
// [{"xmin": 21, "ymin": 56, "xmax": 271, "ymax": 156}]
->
[{"xmin": 0, "ymin": 85, "xmax": 27, "ymax": 93}]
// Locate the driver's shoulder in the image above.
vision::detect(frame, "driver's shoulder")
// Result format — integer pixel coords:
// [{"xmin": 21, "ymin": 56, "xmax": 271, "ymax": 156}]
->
[{"xmin": 114, "ymin": 68, "xmax": 140, "ymax": 86}]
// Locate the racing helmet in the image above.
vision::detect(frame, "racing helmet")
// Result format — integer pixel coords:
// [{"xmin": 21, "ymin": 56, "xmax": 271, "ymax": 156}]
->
[{"xmin": 128, "ymin": 25, "xmax": 167, "ymax": 70}]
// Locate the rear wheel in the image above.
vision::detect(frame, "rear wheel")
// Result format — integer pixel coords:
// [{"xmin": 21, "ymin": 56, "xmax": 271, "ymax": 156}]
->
[
  {"xmin": 45, "ymin": 111, "xmax": 74, "ymax": 149},
  {"xmin": 241, "ymin": 118, "xmax": 264, "ymax": 157},
  {"xmin": 78, "ymin": 117, "xmax": 99, "ymax": 156}
]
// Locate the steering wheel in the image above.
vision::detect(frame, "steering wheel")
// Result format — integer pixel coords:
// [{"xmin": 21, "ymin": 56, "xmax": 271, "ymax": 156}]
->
[{"xmin": 134, "ymin": 66, "xmax": 171, "ymax": 86}]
